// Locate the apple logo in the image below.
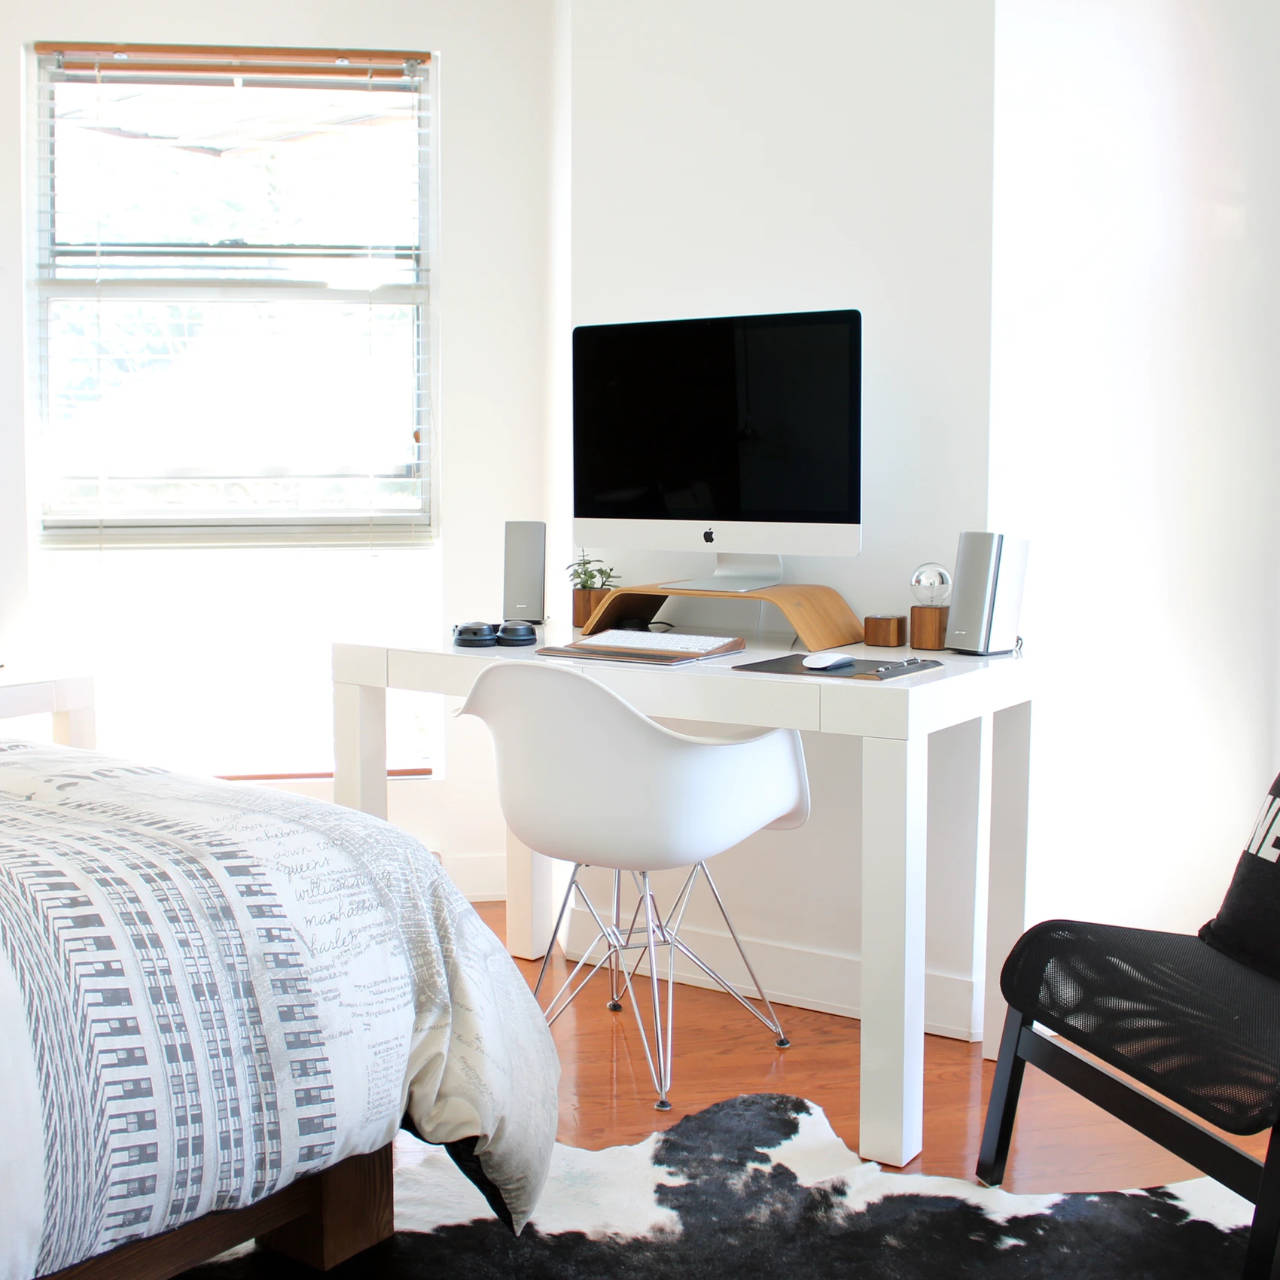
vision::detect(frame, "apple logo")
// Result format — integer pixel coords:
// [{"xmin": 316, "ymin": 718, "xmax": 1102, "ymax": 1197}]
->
[{"xmin": 703, "ymin": 528, "xmax": 715, "ymax": 544}]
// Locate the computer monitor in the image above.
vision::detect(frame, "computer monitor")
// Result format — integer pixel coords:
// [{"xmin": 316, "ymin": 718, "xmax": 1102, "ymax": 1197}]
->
[{"xmin": 572, "ymin": 308, "xmax": 861, "ymax": 591}]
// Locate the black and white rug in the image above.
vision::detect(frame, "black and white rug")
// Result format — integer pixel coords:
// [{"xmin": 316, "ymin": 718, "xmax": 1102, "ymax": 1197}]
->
[{"xmin": 191, "ymin": 1094, "xmax": 1254, "ymax": 1279}]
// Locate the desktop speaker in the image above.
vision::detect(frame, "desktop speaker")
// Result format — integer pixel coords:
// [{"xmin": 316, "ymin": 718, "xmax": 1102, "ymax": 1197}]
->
[
  {"xmin": 503, "ymin": 521, "xmax": 546, "ymax": 624},
  {"xmin": 945, "ymin": 532, "xmax": 1028, "ymax": 655}
]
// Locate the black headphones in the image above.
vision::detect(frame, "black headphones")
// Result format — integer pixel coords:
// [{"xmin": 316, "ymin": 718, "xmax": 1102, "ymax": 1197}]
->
[{"xmin": 453, "ymin": 620, "xmax": 537, "ymax": 647}]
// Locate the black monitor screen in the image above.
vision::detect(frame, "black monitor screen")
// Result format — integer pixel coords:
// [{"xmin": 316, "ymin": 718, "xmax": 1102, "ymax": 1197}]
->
[{"xmin": 573, "ymin": 309, "xmax": 860, "ymax": 525}]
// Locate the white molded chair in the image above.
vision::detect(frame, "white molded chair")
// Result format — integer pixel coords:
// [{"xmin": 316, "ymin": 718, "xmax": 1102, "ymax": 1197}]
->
[{"xmin": 459, "ymin": 660, "xmax": 810, "ymax": 1110}]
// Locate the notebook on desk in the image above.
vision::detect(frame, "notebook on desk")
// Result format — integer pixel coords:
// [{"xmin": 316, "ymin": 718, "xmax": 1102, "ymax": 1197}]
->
[{"xmin": 536, "ymin": 629, "xmax": 746, "ymax": 665}]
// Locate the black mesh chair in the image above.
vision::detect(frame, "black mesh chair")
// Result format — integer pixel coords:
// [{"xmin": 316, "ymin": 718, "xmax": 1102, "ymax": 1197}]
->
[{"xmin": 978, "ymin": 772, "xmax": 1280, "ymax": 1280}]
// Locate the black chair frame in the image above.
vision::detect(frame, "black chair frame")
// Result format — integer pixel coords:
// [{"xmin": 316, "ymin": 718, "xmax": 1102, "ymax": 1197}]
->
[{"xmin": 978, "ymin": 1007, "xmax": 1280, "ymax": 1280}]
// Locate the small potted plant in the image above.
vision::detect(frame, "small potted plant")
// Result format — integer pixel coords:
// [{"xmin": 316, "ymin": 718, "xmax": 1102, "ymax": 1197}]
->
[{"xmin": 567, "ymin": 550, "xmax": 618, "ymax": 626}]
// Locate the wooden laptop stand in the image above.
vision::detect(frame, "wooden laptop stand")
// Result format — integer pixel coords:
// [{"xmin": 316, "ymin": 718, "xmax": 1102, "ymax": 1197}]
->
[{"xmin": 580, "ymin": 583, "xmax": 864, "ymax": 652}]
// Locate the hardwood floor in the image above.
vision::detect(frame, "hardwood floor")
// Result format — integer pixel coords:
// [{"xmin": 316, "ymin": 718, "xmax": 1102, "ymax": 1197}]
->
[{"xmin": 476, "ymin": 901, "xmax": 1267, "ymax": 1192}]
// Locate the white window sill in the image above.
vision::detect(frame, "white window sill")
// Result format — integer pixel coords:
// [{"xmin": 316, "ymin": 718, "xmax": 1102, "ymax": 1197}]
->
[{"xmin": 41, "ymin": 517, "xmax": 433, "ymax": 550}]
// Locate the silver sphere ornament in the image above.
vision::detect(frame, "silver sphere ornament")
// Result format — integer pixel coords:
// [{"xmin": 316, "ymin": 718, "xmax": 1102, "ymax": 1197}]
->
[{"xmin": 910, "ymin": 562, "xmax": 953, "ymax": 607}]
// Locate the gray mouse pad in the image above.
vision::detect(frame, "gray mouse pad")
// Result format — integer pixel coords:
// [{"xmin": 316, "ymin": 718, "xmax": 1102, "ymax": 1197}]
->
[{"xmin": 732, "ymin": 655, "xmax": 943, "ymax": 680}]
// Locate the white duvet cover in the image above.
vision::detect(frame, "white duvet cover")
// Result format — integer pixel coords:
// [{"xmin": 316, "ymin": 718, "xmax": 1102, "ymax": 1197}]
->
[{"xmin": 0, "ymin": 742, "xmax": 559, "ymax": 1279}]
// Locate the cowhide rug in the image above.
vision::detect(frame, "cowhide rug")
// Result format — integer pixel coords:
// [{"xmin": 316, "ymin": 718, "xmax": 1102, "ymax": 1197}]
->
[{"xmin": 186, "ymin": 1094, "xmax": 1255, "ymax": 1279}]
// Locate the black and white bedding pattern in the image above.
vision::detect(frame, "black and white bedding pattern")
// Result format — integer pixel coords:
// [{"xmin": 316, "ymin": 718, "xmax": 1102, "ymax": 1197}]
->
[{"xmin": 0, "ymin": 741, "xmax": 559, "ymax": 1279}]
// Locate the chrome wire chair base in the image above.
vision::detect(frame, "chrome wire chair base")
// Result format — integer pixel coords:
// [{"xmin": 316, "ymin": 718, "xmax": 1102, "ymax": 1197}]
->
[{"xmin": 533, "ymin": 863, "xmax": 789, "ymax": 1110}]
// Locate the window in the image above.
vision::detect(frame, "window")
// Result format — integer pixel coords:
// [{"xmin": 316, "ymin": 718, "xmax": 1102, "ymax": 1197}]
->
[{"xmin": 33, "ymin": 43, "xmax": 432, "ymax": 545}]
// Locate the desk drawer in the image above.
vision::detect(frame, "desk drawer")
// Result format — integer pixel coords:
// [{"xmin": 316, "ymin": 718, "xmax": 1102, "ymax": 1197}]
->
[
  {"xmin": 0, "ymin": 681, "xmax": 57, "ymax": 720},
  {"xmin": 388, "ymin": 648, "xmax": 496, "ymax": 698},
  {"xmin": 586, "ymin": 666, "xmax": 821, "ymax": 731},
  {"xmin": 373, "ymin": 648, "xmax": 822, "ymax": 730}
]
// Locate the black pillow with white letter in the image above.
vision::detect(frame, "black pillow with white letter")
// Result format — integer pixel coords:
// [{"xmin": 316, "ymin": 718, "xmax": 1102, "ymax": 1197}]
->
[{"xmin": 1199, "ymin": 772, "xmax": 1280, "ymax": 980}]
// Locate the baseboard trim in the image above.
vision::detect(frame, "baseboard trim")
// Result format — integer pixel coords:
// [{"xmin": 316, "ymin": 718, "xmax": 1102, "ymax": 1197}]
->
[
  {"xmin": 563, "ymin": 907, "xmax": 982, "ymax": 1041},
  {"xmin": 443, "ymin": 853, "xmax": 506, "ymax": 902}
]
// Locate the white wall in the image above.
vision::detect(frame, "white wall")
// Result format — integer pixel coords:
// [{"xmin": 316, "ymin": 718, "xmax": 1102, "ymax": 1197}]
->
[
  {"xmin": 990, "ymin": 0, "xmax": 1280, "ymax": 931},
  {"xmin": 570, "ymin": 0, "xmax": 996, "ymax": 613},
  {"xmin": 1, "ymin": 0, "xmax": 557, "ymax": 601},
  {"xmin": 0, "ymin": 38, "xmax": 29, "ymax": 650},
  {"xmin": 563, "ymin": 0, "xmax": 1280, "ymax": 1024},
  {"xmin": 0, "ymin": 1, "xmax": 559, "ymax": 888},
  {"xmin": 566, "ymin": 0, "xmax": 998, "ymax": 1030},
  {"xmin": 7, "ymin": 0, "xmax": 1277, "ymax": 1019},
  {"xmin": 23, "ymin": 0, "xmax": 557, "ymax": 576}
]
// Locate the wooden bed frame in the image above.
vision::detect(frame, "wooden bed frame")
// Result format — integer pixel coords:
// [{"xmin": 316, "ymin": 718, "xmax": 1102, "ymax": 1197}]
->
[{"xmin": 42, "ymin": 1144, "xmax": 393, "ymax": 1280}]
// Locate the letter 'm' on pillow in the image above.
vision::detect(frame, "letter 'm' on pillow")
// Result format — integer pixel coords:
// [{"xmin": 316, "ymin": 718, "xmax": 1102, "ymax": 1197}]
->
[{"xmin": 1199, "ymin": 772, "xmax": 1280, "ymax": 980}]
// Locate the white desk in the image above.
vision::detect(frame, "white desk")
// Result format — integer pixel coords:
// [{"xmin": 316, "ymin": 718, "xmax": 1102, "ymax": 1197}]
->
[
  {"xmin": 0, "ymin": 666, "xmax": 96, "ymax": 747},
  {"xmin": 332, "ymin": 638, "xmax": 1031, "ymax": 1167}
]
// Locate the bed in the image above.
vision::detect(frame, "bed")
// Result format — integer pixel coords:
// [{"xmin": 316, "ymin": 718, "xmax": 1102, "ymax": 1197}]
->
[{"xmin": 0, "ymin": 740, "xmax": 560, "ymax": 1280}]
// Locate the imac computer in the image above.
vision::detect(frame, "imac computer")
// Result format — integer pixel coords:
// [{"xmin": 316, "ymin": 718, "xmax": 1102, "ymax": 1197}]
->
[{"xmin": 572, "ymin": 307, "xmax": 861, "ymax": 591}]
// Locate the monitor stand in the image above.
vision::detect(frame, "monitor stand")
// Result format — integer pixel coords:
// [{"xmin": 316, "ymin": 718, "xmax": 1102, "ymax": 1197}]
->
[
  {"xmin": 661, "ymin": 553, "xmax": 783, "ymax": 593},
  {"xmin": 580, "ymin": 579, "xmax": 864, "ymax": 650}
]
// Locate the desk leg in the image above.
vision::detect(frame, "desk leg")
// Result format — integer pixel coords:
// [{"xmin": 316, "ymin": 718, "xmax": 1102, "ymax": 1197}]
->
[
  {"xmin": 52, "ymin": 678, "xmax": 96, "ymax": 749},
  {"xmin": 984, "ymin": 700, "xmax": 1032, "ymax": 1059},
  {"xmin": 860, "ymin": 733, "xmax": 928, "ymax": 1167},
  {"xmin": 334, "ymin": 681, "xmax": 388, "ymax": 818},
  {"xmin": 965, "ymin": 714, "xmax": 994, "ymax": 1042},
  {"xmin": 504, "ymin": 833, "xmax": 568, "ymax": 962}
]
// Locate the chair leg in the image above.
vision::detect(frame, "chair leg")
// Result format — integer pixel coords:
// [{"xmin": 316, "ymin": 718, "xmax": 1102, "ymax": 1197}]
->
[
  {"xmin": 607, "ymin": 869, "xmax": 624, "ymax": 1011},
  {"xmin": 532, "ymin": 868, "xmax": 675, "ymax": 1110},
  {"xmin": 976, "ymin": 1006, "xmax": 1030, "ymax": 1187},
  {"xmin": 683, "ymin": 863, "xmax": 790, "ymax": 1047},
  {"xmin": 533, "ymin": 864, "xmax": 583, "ymax": 1001},
  {"xmin": 536, "ymin": 865, "xmax": 783, "ymax": 1113},
  {"xmin": 641, "ymin": 872, "xmax": 674, "ymax": 1111},
  {"xmin": 1243, "ymin": 1121, "xmax": 1280, "ymax": 1280},
  {"xmin": 541, "ymin": 869, "xmax": 640, "ymax": 1024}
]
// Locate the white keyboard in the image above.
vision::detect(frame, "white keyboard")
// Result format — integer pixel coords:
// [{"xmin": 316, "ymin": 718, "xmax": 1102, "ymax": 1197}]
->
[{"xmin": 579, "ymin": 629, "xmax": 741, "ymax": 654}]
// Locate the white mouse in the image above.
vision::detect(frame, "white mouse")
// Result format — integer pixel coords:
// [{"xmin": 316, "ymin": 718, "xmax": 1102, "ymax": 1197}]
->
[{"xmin": 802, "ymin": 650, "xmax": 855, "ymax": 670}]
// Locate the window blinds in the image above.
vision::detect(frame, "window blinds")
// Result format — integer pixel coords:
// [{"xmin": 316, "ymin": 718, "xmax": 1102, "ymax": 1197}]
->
[{"xmin": 33, "ymin": 43, "xmax": 433, "ymax": 546}]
